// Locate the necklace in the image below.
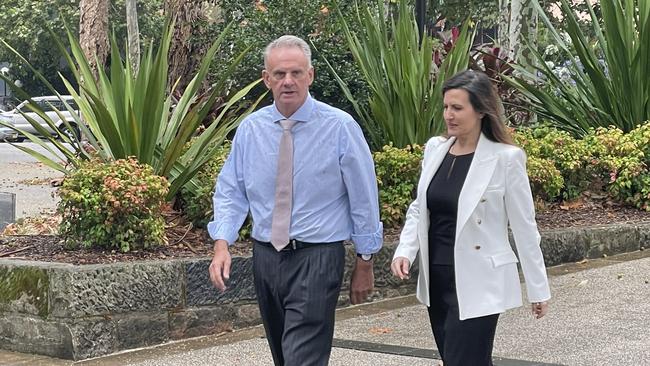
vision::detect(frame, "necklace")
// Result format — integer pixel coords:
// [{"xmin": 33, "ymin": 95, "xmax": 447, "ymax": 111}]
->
[
  {"xmin": 446, "ymin": 151, "xmax": 474, "ymax": 180},
  {"xmin": 447, "ymin": 154, "xmax": 457, "ymax": 180}
]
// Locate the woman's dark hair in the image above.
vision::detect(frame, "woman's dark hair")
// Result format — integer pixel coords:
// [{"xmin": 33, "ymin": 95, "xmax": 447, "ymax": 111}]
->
[{"xmin": 442, "ymin": 69, "xmax": 513, "ymax": 145}]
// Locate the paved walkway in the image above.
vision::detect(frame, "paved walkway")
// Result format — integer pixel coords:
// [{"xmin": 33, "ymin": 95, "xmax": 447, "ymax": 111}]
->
[
  {"xmin": 0, "ymin": 143, "xmax": 67, "ymax": 221},
  {"xmin": 2, "ymin": 250, "xmax": 649, "ymax": 366}
]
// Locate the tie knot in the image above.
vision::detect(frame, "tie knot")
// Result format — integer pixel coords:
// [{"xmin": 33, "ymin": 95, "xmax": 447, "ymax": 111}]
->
[{"xmin": 279, "ymin": 119, "xmax": 296, "ymax": 131}]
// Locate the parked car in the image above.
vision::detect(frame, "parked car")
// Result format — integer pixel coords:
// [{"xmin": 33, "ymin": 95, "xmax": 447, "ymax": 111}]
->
[
  {"xmin": 0, "ymin": 125, "xmax": 20, "ymax": 142},
  {"xmin": 0, "ymin": 95, "xmax": 81, "ymax": 142}
]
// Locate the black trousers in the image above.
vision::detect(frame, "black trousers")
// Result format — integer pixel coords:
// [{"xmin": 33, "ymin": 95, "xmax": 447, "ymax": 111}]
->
[
  {"xmin": 252, "ymin": 241, "xmax": 345, "ymax": 366},
  {"xmin": 427, "ymin": 264, "xmax": 500, "ymax": 366}
]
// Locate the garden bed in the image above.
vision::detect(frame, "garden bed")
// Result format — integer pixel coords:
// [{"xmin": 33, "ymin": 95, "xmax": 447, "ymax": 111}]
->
[
  {"xmin": 2, "ymin": 198, "xmax": 649, "ymax": 264},
  {"xmin": 1, "ymin": 199, "xmax": 649, "ymax": 360}
]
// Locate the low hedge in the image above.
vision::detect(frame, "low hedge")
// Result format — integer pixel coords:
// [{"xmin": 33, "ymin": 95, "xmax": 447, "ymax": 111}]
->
[
  {"xmin": 58, "ymin": 157, "xmax": 169, "ymax": 252},
  {"xmin": 178, "ymin": 122, "xmax": 650, "ymax": 233}
]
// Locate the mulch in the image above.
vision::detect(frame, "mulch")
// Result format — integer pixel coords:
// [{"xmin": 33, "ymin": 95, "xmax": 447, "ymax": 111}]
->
[{"xmin": 1, "ymin": 198, "xmax": 650, "ymax": 266}]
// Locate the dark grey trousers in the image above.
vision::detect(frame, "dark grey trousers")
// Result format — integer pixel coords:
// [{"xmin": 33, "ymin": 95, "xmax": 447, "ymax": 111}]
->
[
  {"xmin": 252, "ymin": 241, "xmax": 345, "ymax": 366},
  {"xmin": 427, "ymin": 264, "xmax": 500, "ymax": 366}
]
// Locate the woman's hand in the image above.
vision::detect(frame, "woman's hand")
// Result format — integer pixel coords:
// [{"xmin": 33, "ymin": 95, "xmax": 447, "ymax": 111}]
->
[
  {"xmin": 391, "ymin": 257, "xmax": 411, "ymax": 280},
  {"xmin": 531, "ymin": 301, "xmax": 549, "ymax": 319}
]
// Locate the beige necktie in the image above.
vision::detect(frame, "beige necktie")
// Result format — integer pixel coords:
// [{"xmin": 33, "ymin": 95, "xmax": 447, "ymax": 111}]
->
[{"xmin": 270, "ymin": 119, "xmax": 296, "ymax": 251}]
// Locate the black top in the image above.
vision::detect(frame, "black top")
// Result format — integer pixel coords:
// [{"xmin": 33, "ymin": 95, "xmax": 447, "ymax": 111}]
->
[{"xmin": 426, "ymin": 151, "xmax": 474, "ymax": 265}]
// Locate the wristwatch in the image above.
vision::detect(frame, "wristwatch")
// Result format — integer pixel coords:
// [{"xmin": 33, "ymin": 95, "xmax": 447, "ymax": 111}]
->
[{"xmin": 356, "ymin": 253, "xmax": 373, "ymax": 261}]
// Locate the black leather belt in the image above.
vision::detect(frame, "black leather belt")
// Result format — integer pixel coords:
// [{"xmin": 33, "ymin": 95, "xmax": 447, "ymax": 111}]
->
[{"xmin": 254, "ymin": 239, "xmax": 342, "ymax": 251}]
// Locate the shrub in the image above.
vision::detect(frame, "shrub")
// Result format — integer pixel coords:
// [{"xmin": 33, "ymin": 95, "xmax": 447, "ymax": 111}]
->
[
  {"xmin": 525, "ymin": 156, "xmax": 564, "ymax": 202},
  {"xmin": 513, "ymin": 128, "xmax": 563, "ymax": 201},
  {"xmin": 625, "ymin": 122, "xmax": 650, "ymax": 159},
  {"xmin": 601, "ymin": 122, "xmax": 650, "ymax": 209},
  {"xmin": 582, "ymin": 126, "xmax": 639, "ymax": 188},
  {"xmin": 184, "ymin": 141, "xmax": 423, "ymax": 236},
  {"xmin": 514, "ymin": 127, "xmax": 592, "ymax": 200},
  {"xmin": 58, "ymin": 158, "xmax": 169, "ymax": 252},
  {"xmin": 373, "ymin": 144, "xmax": 424, "ymax": 228},
  {"xmin": 375, "ymin": 123, "xmax": 650, "ymax": 220},
  {"xmin": 538, "ymin": 128, "xmax": 591, "ymax": 200}
]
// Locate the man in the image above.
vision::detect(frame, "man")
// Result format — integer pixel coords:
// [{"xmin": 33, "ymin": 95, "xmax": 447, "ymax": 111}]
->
[{"xmin": 207, "ymin": 35, "xmax": 383, "ymax": 366}]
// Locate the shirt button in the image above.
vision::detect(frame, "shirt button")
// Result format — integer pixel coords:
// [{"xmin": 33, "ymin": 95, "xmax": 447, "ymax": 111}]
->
[
  {"xmin": 480, "ymin": 198, "xmax": 487, "ymax": 203},
  {"xmin": 477, "ymin": 219, "xmax": 482, "ymax": 225},
  {"xmin": 475, "ymin": 245, "xmax": 481, "ymax": 250}
]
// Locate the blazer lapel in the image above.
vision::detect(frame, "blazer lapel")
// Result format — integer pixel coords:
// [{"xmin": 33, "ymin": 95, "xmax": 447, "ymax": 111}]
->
[
  {"xmin": 417, "ymin": 137, "xmax": 456, "ymax": 200},
  {"xmin": 456, "ymin": 134, "xmax": 499, "ymax": 238}
]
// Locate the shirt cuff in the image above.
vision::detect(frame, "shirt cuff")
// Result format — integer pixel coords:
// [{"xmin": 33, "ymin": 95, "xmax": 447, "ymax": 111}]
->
[
  {"xmin": 206, "ymin": 221, "xmax": 239, "ymax": 245},
  {"xmin": 351, "ymin": 222, "xmax": 384, "ymax": 255}
]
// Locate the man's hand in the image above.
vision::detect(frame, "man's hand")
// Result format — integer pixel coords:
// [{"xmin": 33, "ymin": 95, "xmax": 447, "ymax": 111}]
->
[
  {"xmin": 209, "ymin": 240, "xmax": 231, "ymax": 292},
  {"xmin": 349, "ymin": 256, "xmax": 374, "ymax": 305}
]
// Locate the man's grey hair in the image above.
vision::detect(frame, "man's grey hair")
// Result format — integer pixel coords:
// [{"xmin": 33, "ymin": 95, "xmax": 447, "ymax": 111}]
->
[{"xmin": 263, "ymin": 35, "xmax": 312, "ymax": 68}]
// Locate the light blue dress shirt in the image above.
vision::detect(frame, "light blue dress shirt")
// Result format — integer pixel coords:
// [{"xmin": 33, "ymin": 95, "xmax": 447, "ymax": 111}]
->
[{"xmin": 207, "ymin": 95, "xmax": 383, "ymax": 255}]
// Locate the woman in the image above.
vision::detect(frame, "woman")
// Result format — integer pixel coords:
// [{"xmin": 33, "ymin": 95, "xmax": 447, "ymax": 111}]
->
[{"xmin": 391, "ymin": 70, "xmax": 551, "ymax": 366}]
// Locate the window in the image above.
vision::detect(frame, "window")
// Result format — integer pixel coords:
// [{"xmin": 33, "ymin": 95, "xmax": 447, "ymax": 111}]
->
[{"xmin": 36, "ymin": 101, "xmax": 54, "ymax": 112}]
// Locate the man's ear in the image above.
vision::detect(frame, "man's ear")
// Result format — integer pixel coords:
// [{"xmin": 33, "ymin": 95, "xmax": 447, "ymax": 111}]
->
[
  {"xmin": 263, "ymin": 69, "xmax": 273, "ymax": 89},
  {"xmin": 308, "ymin": 67, "xmax": 315, "ymax": 86}
]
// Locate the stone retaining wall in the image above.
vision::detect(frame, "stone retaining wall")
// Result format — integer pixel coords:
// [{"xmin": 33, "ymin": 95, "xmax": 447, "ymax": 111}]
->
[{"xmin": 0, "ymin": 223, "xmax": 648, "ymax": 360}]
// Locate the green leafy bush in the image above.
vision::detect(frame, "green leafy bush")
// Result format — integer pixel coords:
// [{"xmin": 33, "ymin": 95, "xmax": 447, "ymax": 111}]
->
[
  {"xmin": 0, "ymin": 0, "xmax": 167, "ymax": 97},
  {"xmin": 624, "ymin": 122, "xmax": 650, "ymax": 159},
  {"xmin": 186, "ymin": 122, "xmax": 650, "ymax": 238},
  {"xmin": 58, "ymin": 158, "xmax": 169, "ymax": 252},
  {"xmin": 513, "ymin": 128, "xmax": 564, "ymax": 201},
  {"xmin": 524, "ymin": 156, "xmax": 564, "ymax": 201},
  {"xmin": 209, "ymin": 0, "xmax": 370, "ymax": 114},
  {"xmin": 185, "ymin": 140, "xmax": 423, "ymax": 237},
  {"xmin": 600, "ymin": 122, "xmax": 650, "ymax": 209},
  {"xmin": 519, "ymin": 123, "xmax": 650, "ymax": 209},
  {"xmin": 516, "ymin": 127, "xmax": 593, "ymax": 200},
  {"xmin": 582, "ymin": 126, "xmax": 639, "ymax": 187},
  {"xmin": 372, "ymin": 123, "xmax": 650, "ymax": 222},
  {"xmin": 514, "ymin": 127, "xmax": 591, "ymax": 199},
  {"xmin": 373, "ymin": 144, "xmax": 423, "ymax": 228}
]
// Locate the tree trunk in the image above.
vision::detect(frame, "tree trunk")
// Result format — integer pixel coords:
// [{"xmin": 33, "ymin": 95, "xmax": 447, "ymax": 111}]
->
[
  {"xmin": 79, "ymin": 0, "xmax": 109, "ymax": 81},
  {"xmin": 498, "ymin": 0, "xmax": 510, "ymax": 52},
  {"xmin": 508, "ymin": 0, "xmax": 537, "ymax": 69},
  {"xmin": 165, "ymin": 0, "xmax": 205, "ymax": 94},
  {"xmin": 508, "ymin": 0, "xmax": 538, "ymax": 124},
  {"xmin": 519, "ymin": 0, "xmax": 538, "ymax": 70},
  {"xmin": 508, "ymin": 0, "xmax": 522, "ymax": 62},
  {"xmin": 126, "ymin": 0, "xmax": 141, "ymax": 74}
]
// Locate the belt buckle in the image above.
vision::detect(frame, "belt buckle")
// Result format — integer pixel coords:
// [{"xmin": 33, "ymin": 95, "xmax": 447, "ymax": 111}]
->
[{"xmin": 291, "ymin": 239, "xmax": 297, "ymax": 250}]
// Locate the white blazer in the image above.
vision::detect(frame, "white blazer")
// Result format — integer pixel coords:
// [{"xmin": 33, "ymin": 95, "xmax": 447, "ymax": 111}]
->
[{"xmin": 393, "ymin": 133, "xmax": 551, "ymax": 320}]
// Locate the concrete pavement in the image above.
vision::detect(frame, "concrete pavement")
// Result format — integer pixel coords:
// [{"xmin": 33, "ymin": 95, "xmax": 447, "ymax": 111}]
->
[
  {"xmin": 0, "ymin": 142, "xmax": 64, "ymax": 220},
  {"xmin": 1, "ymin": 249, "xmax": 648, "ymax": 366}
]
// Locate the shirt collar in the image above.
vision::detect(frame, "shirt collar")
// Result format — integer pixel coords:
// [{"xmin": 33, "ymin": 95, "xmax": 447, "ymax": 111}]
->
[{"xmin": 271, "ymin": 94, "xmax": 314, "ymax": 123}]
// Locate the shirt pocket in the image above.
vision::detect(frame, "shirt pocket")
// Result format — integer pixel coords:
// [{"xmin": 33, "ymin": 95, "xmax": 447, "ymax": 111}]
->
[{"xmin": 489, "ymin": 251, "xmax": 519, "ymax": 268}]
